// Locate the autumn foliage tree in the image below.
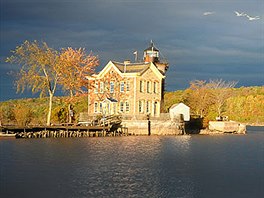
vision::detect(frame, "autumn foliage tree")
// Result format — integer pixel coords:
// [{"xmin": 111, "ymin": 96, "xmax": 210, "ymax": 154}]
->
[
  {"xmin": 6, "ymin": 40, "xmax": 60, "ymax": 126},
  {"xmin": 184, "ymin": 80, "xmax": 214, "ymax": 118},
  {"xmin": 183, "ymin": 79, "xmax": 237, "ymax": 121},
  {"xmin": 13, "ymin": 104, "xmax": 32, "ymax": 126},
  {"xmin": 58, "ymin": 47, "xmax": 99, "ymax": 97},
  {"xmin": 58, "ymin": 47, "xmax": 99, "ymax": 123},
  {"xmin": 208, "ymin": 79, "xmax": 237, "ymax": 117},
  {"xmin": 6, "ymin": 41, "xmax": 99, "ymax": 125}
]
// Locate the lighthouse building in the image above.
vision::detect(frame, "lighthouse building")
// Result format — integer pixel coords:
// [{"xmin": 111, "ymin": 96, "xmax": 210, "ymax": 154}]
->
[{"xmin": 87, "ymin": 42, "xmax": 169, "ymax": 117}]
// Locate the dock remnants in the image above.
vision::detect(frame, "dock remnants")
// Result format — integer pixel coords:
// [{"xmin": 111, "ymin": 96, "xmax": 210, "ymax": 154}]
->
[
  {"xmin": 0, "ymin": 115, "xmax": 128, "ymax": 138},
  {"xmin": 0, "ymin": 125, "xmax": 128, "ymax": 138}
]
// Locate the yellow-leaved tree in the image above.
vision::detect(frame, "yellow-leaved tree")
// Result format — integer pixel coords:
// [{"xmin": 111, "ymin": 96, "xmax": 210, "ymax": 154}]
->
[
  {"xmin": 6, "ymin": 40, "xmax": 60, "ymax": 126},
  {"xmin": 58, "ymin": 47, "xmax": 99, "ymax": 97},
  {"xmin": 58, "ymin": 47, "xmax": 99, "ymax": 123}
]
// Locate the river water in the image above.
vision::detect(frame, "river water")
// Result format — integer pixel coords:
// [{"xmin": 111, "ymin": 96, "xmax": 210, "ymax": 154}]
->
[{"xmin": 0, "ymin": 126, "xmax": 263, "ymax": 198}]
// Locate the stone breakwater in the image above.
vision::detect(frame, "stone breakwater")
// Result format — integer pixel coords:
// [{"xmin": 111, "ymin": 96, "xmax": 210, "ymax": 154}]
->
[{"xmin": 200, "ymin": 121, "xmax": 246, "ymax": 134}]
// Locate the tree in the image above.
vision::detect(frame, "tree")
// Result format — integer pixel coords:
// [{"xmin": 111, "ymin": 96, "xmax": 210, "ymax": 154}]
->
[
  {"xmin": 184, "ymin": 80, "xmax": 214, "ymax": 118},
  {"xmin": 6, "ymin": 40, "xmax": 60, "ymax": 126},
  {"xmin": 184, "ymin": 79, "xmax": 237, "ymax": 120},
  {"xmin": 208, "ymin": 79, "xmax": 237, "ymax": 117},
  {"xmin": 58, "ymin": 47, "xmax": 99, "ymax": 123},
  {"xmin": 58, "ymin": 47, "xmax": 99, "ymax": 97},
  {"xmin": 13, "ymin": 104, "xmax": 32, "ymax": 126}
]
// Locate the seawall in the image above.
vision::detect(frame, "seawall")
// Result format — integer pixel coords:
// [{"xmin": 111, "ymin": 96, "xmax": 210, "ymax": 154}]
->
[
  {"xmin": 200, "ymin": 121, "xmax": 246, "ymax": 134},
  {"xmin": 121, "ymin": 119, "xmax": 185, "ymax": 135}
]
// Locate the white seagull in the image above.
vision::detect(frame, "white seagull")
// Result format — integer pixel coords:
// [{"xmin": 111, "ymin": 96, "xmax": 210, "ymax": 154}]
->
[
  {"xmin": 234, "ymin": 11, "xmax": 246, "ymax": 17},
  {"xmin": 245, "ymin": 14, "xmax": 260, "ymax": 21},
  {"xmin": 203, "ymin": 11, "xmax": 214, "ymax": 16}
]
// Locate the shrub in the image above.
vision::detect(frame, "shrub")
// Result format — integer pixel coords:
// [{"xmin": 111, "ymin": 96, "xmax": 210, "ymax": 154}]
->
[
  {"xmin": 13, "ymin": 104, "xmax": 32, "ymax": 126},
  {"xmin": 51, "ymin": 106, "xmax": 68, "ymax": 123}
]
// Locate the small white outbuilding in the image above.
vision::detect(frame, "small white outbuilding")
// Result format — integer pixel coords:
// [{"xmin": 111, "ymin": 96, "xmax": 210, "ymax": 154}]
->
[{"xmin": 169, "ymin": 103, "xmax": 190, "ymax": 121}]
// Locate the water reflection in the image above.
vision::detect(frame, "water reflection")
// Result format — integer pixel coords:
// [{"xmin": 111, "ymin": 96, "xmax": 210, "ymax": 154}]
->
[
  {"xmin": 1, "ymin": 129, "xmax": 264, "ymax": 198},
  {"xmin": 65, "ymin": 136, "xmax": 195, "ymax": 197}
]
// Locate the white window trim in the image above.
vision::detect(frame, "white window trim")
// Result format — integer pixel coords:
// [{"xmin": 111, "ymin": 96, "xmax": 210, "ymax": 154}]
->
[
  {"xmin": 125, "ymin": 101, "xmax": 130, "ymax": 112},
  {"xmin": 126, "ymin": 81, "xmax": 130, "ymax": 92},
  {"xmin": 120, "ymin": 81, "xmax": 125, "ymax": 93},
  {"xmin": 100, "ymin": 82, "xmax": 104, "ymax": 93},
  {"xmin": 140, "ymin": 80, "xmax": 144, "ymax": 93},
  {"xmin": 94, "ymin": 102, "xmax": 98, "ymax": 113},
  {"xmin": 110, "ymin": 81, "xmax": 114, "ymax": 93},
  {"xmin": 147, "ymin": 81, "xmax": 151, "ymax": 93},
  {"xmin": 99, "ymin": 102, "xmax": 103, "ymax": 113},
  {"xmin": 146, "ymin": 101, "xmax": 150, "ymax": 113},
  {"xmin": 120, "ymin": 101, "xmax": 124, "ymax": 112},
  {"xmin": 95, "ymin": 82, "xmax": 98, "ymax": 93},
  {"xmin": 139, "ymin": 100, "xmax": 144, "ymax": 113}
]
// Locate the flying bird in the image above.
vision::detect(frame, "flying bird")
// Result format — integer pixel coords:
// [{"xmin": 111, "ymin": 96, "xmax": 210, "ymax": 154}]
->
[
  {"xmin": 203, "ymin": 12, "xmax": 215, "ymax": 16},
  {"xmin": 245, "ymin": 14, "xmax": 260, "ymax": 21},
  {"xmin": 234, "ymin": 11, "xmax": 246, "ymax": 17}
]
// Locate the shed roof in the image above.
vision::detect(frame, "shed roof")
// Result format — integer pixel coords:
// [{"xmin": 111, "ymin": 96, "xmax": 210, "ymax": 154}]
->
[{"xmin": 170, "ymin": 102, "xmax": 189, "ymax": 109}]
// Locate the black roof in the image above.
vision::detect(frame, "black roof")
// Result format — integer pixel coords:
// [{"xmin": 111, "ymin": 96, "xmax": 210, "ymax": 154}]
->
[
  {"xmin": 144, "ymin": 41, "xmax": 159, "ymax": 52},
  {"xmin": 106, "ymin": 98, "xmax": 118, "ymax": 103}
]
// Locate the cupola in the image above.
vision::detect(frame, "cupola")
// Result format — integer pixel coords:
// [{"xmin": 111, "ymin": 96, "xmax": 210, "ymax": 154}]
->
[
  {"xmin": 143, "ymin": 41, "xmax": 159, "ymax": 63},
  {"xmin": 143, "ymin": 41, "xmax": 169, "ymax": 74}
]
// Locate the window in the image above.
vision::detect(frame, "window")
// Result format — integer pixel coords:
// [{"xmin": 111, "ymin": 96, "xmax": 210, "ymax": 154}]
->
[
  {"xmin": 125, "ymin": 101, "xmax": 130, "ymax": 112},
  {"xmin": 139, "ymin": 100, "xmax": 144, "ymax": 113},
  {"xmin": 120, "ymin": 102, "xmax": 124, "ymax": 112},
  {"xmin": 100, "ymin": 82, "xmax": 104, "ymax": 93},
  {"xmin": 120, "ymin": 81, "xmax": 124, "ymax": 92},
  {"xmin": 140, "ymin": 80, "xmax": 144, "ymax": 92},
  {"xmin": 126, "ymin": 81, "xmax": 130, "ymax": 92},
  {"xmin": 99, "ymin": 102, "xmax": 103, "ymax": 113},
  {"xmin": 95, "ymin": 82, "xmax": 98, "ymax": 93},
  {"xmin": 94, "ymin": 102, "xmax": 98, "ymax": 113},
  {"xmin": 110, "ymin": 81, "xmax": 114, "ymax": 93},
  {"xmin": 147, "ymin": 81, "xmax": 151, "ymax": 93},
  {"xmin": 146, "ymin": 101, "xmax": 150, "ymax": 113},
  {"xmin": 153, "ymin": 82, "xmax": 158, "ymax": 93}
]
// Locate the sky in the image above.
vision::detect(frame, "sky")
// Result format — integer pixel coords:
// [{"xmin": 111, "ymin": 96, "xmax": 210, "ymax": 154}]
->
[{"xmin": 0, "ymin": 0, "xmax": 263, "ymax": 101}]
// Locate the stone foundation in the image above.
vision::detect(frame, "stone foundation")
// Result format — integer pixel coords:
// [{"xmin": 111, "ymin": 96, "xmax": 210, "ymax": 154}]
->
[
  {"xmin": 200, "ymin": 121, "xmax": 246, "ymax": 134},
  {"xmin": 121, "ymin": 120, "xmax": 184, "ymax": 135}
]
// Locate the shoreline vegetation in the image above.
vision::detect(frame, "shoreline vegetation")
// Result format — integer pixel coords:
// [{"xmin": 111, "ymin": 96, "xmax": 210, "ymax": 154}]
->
[{"xmin": 0, "ymin": 86, "xmax": 263, "ymax": 128}]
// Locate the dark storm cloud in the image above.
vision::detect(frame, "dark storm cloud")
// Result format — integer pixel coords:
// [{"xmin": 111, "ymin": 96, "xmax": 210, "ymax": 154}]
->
[{"xmin": 1, "ymin": 0, "xmax": 263, "ymax": 100}]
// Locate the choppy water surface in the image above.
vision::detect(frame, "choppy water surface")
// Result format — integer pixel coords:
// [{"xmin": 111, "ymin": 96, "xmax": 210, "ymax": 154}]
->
[{"xmin": 0, "ymin": 126, "xmax": 263, "ymax": 198}]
